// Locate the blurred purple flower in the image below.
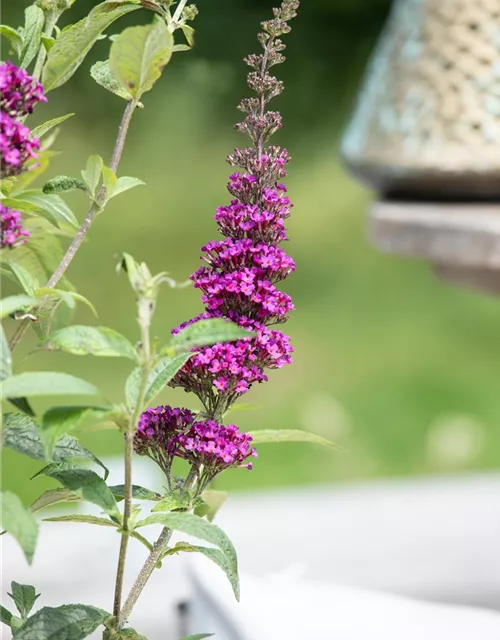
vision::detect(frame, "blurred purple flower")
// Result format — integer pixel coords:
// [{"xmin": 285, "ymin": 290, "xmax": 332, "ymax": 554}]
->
[
  {"xmin": 0, "ymin": 112, "xmax": 40, "ymax": 177},
  {"xmin": 0, "ymin": 204, "xmax": 30, "ymax": 249},
  {"xmin": 0, "ymin": 61, "xmax": 47, "ymax": 117}
]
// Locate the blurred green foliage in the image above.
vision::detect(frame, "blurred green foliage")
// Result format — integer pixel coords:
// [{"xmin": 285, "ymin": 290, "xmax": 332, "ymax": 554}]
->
[{"xmin": 3, "ymin": 0, "xmax": 500, "ymax": 504}]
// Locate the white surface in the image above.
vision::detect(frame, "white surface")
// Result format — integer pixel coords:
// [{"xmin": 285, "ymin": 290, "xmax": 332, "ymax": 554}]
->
[
  {"xmin": 189, "ymin": 562, "xmax": 500, "ymax": 640},
  {"xmin": 2, "ymin": 463, "xmax": 500, "ymax": 638},
  {"xmin": 215, "ymin": 473, "xmax": 500, "ymax": 608}
]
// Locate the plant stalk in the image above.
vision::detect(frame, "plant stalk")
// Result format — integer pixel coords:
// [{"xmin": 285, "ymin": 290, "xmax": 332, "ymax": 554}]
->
[
  {"xmin": 171, "ymin": 0, "xmax": 189, "ymax": 25},
  {"xmin": 117, "ymin": 526, "xmax": 172, "ymax": 629},
  {"xmin": 111, "ymin": 302, "xmax": 152, "ymax": 622},
  {"xmin": 117, "ymin": 470, "xmax": 198, "ymax": 629},
  {"xmin": 9, "ymin": 99, "xmax": 137, "ymax": 352},
  {"xmin": 32, "ymin": 10, "xmax": 61, "ymax": 82}
]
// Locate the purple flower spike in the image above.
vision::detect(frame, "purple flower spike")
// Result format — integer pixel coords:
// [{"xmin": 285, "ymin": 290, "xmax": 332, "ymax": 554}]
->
[
  {"xmin": 0, "ymin": 61, "xmax": 47, "ymax": 117},
  {"xmin": 0, "ymin": 112, "xmax": 40, "ymax": 178},
  {"xmin": 170, "ymin": 2, "xmax": 299, "ymax": 414},
  {"xmin": 136, "ymin": 4, "xmax": 300, "ymax": 484},
  {"xmin": 0, "ymin": 204, "xmax": 30, "ymax": 249}
]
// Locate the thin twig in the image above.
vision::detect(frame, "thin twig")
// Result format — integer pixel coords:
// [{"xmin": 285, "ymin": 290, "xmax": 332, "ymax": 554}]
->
[
  {"xmin": 117, "ymin": 470, "xmax": 198, "ymax": 629},
  {"xmin": 112, "ymin": 431, "xmax": 134, "ymax": 620},
  {"xmin": 117, "ymin": 526, "xmax": 172, "ymax": 629},
  {"xmin": 111, "ymin": 302, "xmax": 152, "ymax": 620}
]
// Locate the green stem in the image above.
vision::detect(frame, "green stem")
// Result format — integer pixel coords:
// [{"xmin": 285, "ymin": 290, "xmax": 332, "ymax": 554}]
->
[
  {"xmin": 32, "ymin": 10, "xmax": 60, "ymax": 82},
  {"xmin": 111, "ymin": 303, "xmax": 152, "ymax": 623},
  {"xmin": 117, "ymin": 525, "xmax": 172, "ymax": 629},
  {"xmin": 117, "ymin": 470, "xmax": 198, "ymax": 629},
  {"xmin": 170, "ymin": 0, "xmax": 189, "ymax": 26},
  {"xmin": 9, "ymin": 99, "xmax": 137, "ymax": 352},
  {"xmin": 111, "ymin": 431, "xmax": 133, "ymax": 620}
]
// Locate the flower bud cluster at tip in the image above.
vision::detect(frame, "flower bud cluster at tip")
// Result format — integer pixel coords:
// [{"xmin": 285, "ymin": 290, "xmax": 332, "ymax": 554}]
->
[
  {"xmin": 0, "ymin": 61, "xmax": 46, "ymax": 182},
  {"xmin": 169, "ymin": 2, "xmax": 299, "ymax": 414}
]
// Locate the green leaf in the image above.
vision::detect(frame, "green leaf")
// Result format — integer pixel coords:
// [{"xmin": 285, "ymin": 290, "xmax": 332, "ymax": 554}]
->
[
  {"xmin": 0, "ymin": 295, "xmax": 35, "ymax": 319},
  {"xmin": 44, "ymin": 325, "xmax": 136, "ymax": 359},
  {"xmin": 6, "ymin": 249, "xmax": 43, "ymax": 295},
  {"xmin": 43, "ymin": 469, "xmax": 118, "ymax": 514},
  {"xmin": 171, "ymin": 318, "xmax": 253, "ymax": 351},
  {"xmin": 44, "ymin": 514, "xmax": 117, "ymax": 527},
  {"xmin": 113, "ymin": 176, "xmax": 145, "ymax": 197},
  {"xmin": 90, "ymin": 60, "xmax": 134, "ymax": 101},
  {"xmin": 249, "ymin": 429, "xmax": 339, "ymax": 449},
  {"xmin": 166, "ymin": 542, "xmax": 239, "ymax": 600},
  {"xmin": 34, "ymin": 295, "xmax": 64, "ymax": 342},
  {"xmin": 181, "ymin": 24, "xmax": 195, "ymax": 47},
  {"xmin": 109, "ymin": 485, "xmax": 161, "ymax": 501},
  {"xmin": 172, "ymin": 44, "xmax": 191, "ymax": 53},
  {"xmin": 199, "ymin": 490, "xmax": 228, "ymax": 523},
  {"xmin": 30, "ymin": 114, "xmax": 75, "ymax": 140},
  {"xmin": 102, "ymin": 166, "xmax": 118, "ymax": 200},
  {"xmin": 30, "ymin": 489, "xmax": 81, "ymax": 514},
  {"xmin": 0, "ymin": 26, "xmax": 23, "ymax": 57},
  {"xmin": 11, "ymin": 616, "xmax": 23, "ymax": 632},
  {"xmin": 136, "ymin": 512, "xmax": 239, "ymax": 598},
  {"xmin": 1, "ymin": 604, "xmax": 13, "ymax": 627},
  {"xmin": 34, "ymin": 289, "xmax": 98, "ymax": 317},
  {"xmin": 42, "ymin": 177, "xmax": 87, "ymax": 195},
  {"xmin": 178, "ymin": 635, "xmax": 214, "ymax": 640},
  {"xmin": 117, "ymin": 628, "xmax": 147, "ymax": 640},
  {"xmin": 12, "ymin": 604, "xmax": 111, "ymax": 640},
  {"xmin": 1, "ymin": 372, "xmax": 100, "ymax": 399},
  {"xmin": 1, "ymin": 324, "xmax": 12, "ymax": 381},
  {"xmin": 3, "ymin": 414, "xmax": 107, "ymax": 475},
  {"xmin": 0, "ymin": 491, "xmax": 38, "ymax": 564},
  {"xmin": 41, "ymin": 406, "xmax": 109, "ymax": 456},
  {"xmin": 10, "ymin": 153, "xmax": 52, "ymax": 193},
  {"xmin": 109, "ymin": 19, "xmax": 173, "ymax": 100},
  {"xmin": 41, "ymin": 35, "xmax": 55, "ymax": 52},
  {"xmin": 126, "ymin": 353, "xmax": 193, "ymax": 409},
  {"xmin": 42, "ymin": 1, "xmax": 140, "ymax": 91},
  {"xmin": 31, "ymin": 459, "xmax": 84, "ymax": 480},
  {"xmin": 20, "ymin": 5, "xmax": 44, "ymax": 68},
  {"xmin": 7, "ymin": 398, "xmax": 35, "ymax": 417},
  {"xmin": 81, "ymin": 155, "xmax": 103, "ymax": 198},
  {"xmin": 12, "ymin": 190, "xmax": 78, "ymax": 228},
  {"xmin": 1, "ymin": 196, "xmax": 50, "ymax": 216},
  {"xmin": 3, "ymin": 413, "xmax": 109, "ymax": 478},
  {"xmin": 8, "ymin": 582, "xmax": 40, "ymax": 620},
  {"xmin": 151, "ymin": 489, "xmax": 190, "ymax": 512}
]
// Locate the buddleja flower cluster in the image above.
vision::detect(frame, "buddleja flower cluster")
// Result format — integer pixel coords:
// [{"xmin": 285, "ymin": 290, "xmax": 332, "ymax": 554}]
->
[
  {"xmin": 0, "ymin": 205, "xmax": 30, "ymax": 249},
  {"xmin": 0, "ymin": 62, "xmax": 46, "ymax": 248},
  {"xmin": 135, "ymin": 1, "xmax": 299, "ymax": 484},
  {"xmin": 134, "ymin": 406, "xmax": 257, "ymax": 491}
]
